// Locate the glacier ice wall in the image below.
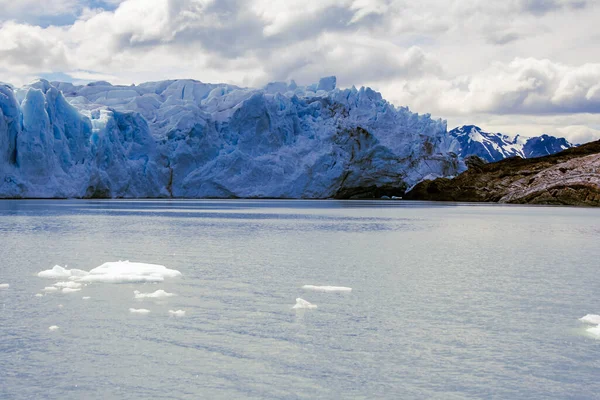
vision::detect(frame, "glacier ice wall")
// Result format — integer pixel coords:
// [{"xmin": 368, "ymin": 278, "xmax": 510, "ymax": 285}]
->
[{"xmin": 0, "ymin": 76, "xmax": 464, "ymax": 198}]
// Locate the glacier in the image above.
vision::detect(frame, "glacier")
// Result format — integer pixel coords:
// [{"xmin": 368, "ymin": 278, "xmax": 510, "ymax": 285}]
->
[{"xmin": 0, "ymin": 76, "xmax": 464, "ymax": 198}]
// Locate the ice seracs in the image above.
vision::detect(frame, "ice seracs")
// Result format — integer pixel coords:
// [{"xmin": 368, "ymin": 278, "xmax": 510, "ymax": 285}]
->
[
  {"xmin": 1, "ymin": 77, "xmax": 465, "ymax": 199},
  {"xmin": 302, "ymin": 285, "xmax": 352, "ymax": 292},
  {"xmin": 293, "ymin": 298, "xmax": 317, "ymax": 309}
]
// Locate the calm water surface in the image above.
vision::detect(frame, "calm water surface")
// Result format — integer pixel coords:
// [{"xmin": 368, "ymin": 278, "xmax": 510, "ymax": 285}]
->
[{"xmin": 0, "ymin": 200, "xmax": 599, "ymax": 399}]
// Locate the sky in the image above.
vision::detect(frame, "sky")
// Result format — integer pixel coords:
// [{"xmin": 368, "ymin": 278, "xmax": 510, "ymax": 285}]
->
[{"xmin": 0, "ymin": 0, "xmax": 599, "ymax": 143}]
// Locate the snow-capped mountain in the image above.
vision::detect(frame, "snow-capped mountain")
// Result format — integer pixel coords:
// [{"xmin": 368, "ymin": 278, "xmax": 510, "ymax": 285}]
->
[
  {"xmin": 449, "ymin": 125, "xmax": 573, "ymax": 163},
  {"xmin": 0, "ymin": 76, "xmax": 464, "ymax": 198}
]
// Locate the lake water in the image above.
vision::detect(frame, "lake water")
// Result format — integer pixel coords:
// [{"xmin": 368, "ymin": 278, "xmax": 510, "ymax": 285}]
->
[{"xmin": 1, "ymin": 200, "xmax": 599, "ymax": 399}]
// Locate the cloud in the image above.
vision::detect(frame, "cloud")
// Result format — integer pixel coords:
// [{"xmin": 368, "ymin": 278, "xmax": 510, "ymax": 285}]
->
[
  {"xmin": 383, "ymin": 58, "xmax": 600, "ymax": 117},
  {"xmin": 0, "ymin": 0, "xmax": 599, "ymax": 139}
]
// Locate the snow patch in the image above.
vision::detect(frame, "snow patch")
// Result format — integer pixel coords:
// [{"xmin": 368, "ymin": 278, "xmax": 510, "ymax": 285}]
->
[
  {"xmin": 169, "ymin": 310, "xmax": 186, "ymax": 317},
  {"xmin": 293, "ymin": 298, "xmax": 317, "ymax": 309},
  {"xmin": 129, "ymin": 308, "xmax": 151, "ymax": 314},
  {"xmin": 134, "ymin": 289, "xmax": 176, "ymax": 299},
  {"xmin": 302, "ymin": 285, "xmax": 352, "ymax": 292}
]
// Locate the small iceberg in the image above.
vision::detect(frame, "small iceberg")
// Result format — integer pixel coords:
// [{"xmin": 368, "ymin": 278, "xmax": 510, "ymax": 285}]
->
[
  {"xmin": 134, "ymin": 289, "xmax": 176, "ymax": 299},
  {"xmin": 37, "ymin": 261, "xmax": 181, "ymax": 284},
  {"xmin": 42, "ymin": 286, "xmax": 59, "ymax": 293},
  {"xmin": 129, "ymin": 308, "xmax": 151, "ymax": 314},
  {"xmin": 38, "ymin": 265, "xmax": 89, "ymax": 279},
  {"xmin": 48, "ymin": 326, "xmax": 59, "ymax": 331},
  {"xmin": 580, "ymin": 314, "xmax": 600, "ymax": 325},
  {"xmin": 169, "ymin": 310, "xmax": 186, "ymax": 317},
  {"xmin": 302, "ymin": 285, "xmax": 352, "ymax": 293},
  {"xmin": 587, "ymin": 325, "xmax": 600, "ymax": 338},
  {"xmin": 62, "ymin": 288, "xmax": 81, "ymax": 294},
  {"xmin": 54, "ymin": 281, "xmax": 82, "ymax": 289},
  {"xmin": 293, "ymin": 298, "xmax": 317, "ymax": 309},
  {"xmin": 82, "ymin": 296, "xmax": 91, "ymax": 300},
  {"xmin": 78, "ymin": 261, "xmax": 182, "ymax": 283},
  {"xmin": 0, "ymin": 283, "xmax": 9, "ymax": 289},
  {"xmin": 35, "ymin": 293, "xmax": 44, "ymax": 297}
]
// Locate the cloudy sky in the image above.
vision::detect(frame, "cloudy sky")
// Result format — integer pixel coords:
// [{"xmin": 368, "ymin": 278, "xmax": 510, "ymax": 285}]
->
[{"xmin": 1, "ymin": 0, "xmax": 599, "ymax": 143}]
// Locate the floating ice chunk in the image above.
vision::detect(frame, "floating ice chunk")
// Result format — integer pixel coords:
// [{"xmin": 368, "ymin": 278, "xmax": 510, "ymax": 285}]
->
[
  {"xmin": 37, "ymin": 265, "xmax": 89, "ymax": 279},
  {"xmin": 0, "ymin": 283, "xmax": 9, "ymax": 289},
  {"xmin": 134, "ymin": 289, "xmax": 176, "ymax": 299},
  {"xmin": 78, "ymin": 261, "xmax": 182, "ymax": 283},
  {"xmin": 580, "ymin": 314, "xmax": 600, "ymax": 325},
  {"xmin": 48, "ymin": 326, "xmax": 59, "ymax": 331},
  {"xmin": 129, "ymin": 308, "xmax": 151, "ymax": 314},
  {"xmin": 58, "ymin": 304, "xmax": 64, "ymax": 308},
  {"xmin": 587, "ymin": 325, "xmax": 600, "ymax": 338},
  {"xmin": 35, "ymin": 293, "xmax": 44, "ymax": 297},
  {"xmin": 302, "ymin": 285, "xmax": 352, "ymax": 293},
  {"xmin": 43, "ymin": 286, "xmax": 59, "ymax": 293},
  {"xmin": 169, "ymin": 310, "xmax": 186, "ymax": 317},
  {"xmin": 62, "ymin": 288, "xmax": 81, "ymax": 294},
  {"xmin": 54, "ymin": 281, "xmax": 82, "ymax": 289},
  {"xmin": 82, "ymin": 296, "xmax": 91, "ymax": 300},
  {"xmin": 293, "ymin": 298, "xmax": 317, "ymax": 309}
]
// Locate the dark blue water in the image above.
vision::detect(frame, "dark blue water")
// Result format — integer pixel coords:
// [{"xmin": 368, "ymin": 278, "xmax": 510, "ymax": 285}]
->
[{"xmin": 1, "ymin": 200, "xmax": 599, "ymax": 399}]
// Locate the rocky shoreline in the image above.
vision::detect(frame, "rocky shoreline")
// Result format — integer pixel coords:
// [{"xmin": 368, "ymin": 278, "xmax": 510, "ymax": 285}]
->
[{"xmin": 404, "ymin": 140, "xmax": 600, "ymax": 206}]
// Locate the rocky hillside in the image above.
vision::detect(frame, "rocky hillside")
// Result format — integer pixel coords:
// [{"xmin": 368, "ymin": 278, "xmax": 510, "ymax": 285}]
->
[{"xmin": 404, "ymin": 140, "xmax": 600, "ymax": 206}]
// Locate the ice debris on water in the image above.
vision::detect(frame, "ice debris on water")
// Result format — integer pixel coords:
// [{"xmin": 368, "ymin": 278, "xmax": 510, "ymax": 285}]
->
[
  {"xmin": 0, "ymin": 283, "xmax": 9, "ymax": 289},
  {"xmin": 129, "ymin": 308, "xmax": 151, "ymax": 314},
  {"xmin": 580, "ymin": 314, "xmax": 600, "ymax": 325},
  {"xmin": 48, "ymin": 326, "xmax": 59, "ymax": 331},
  {"xmin": 134, "ymin": 289, "xmax": 176, "ymax": 299},
  {"xmin": 62, "ymin": 288, "xmax": 81, "ymax": 294},
  {"xmin": 82, "ymin": 297, "xmax": 91, "ymax": 300},
  {"xmin": 35, "ymin": 293, "xmax": 44, "ymax": 297},
  {"xmin": 37, "ymin": 261, "xmax": 182, "ymax": 284},
  {"xmin": 169, "ymin": 310, "xmax": 186, "ymax": 317},
  {"xmin": 54, "ymin": 281, "xmax": 82, "ymax": 289},
  {"xmin": 42, "ymin": 286, "xmax": 59, "ymax": 293},
  {"xmin": 302, "ymin": 285, "xmax": 352, "ymax": 293},
  {"xmin": 580, "ymin": 314, "xmax": 600, "ymax": 339},
  {"xmin": 293, "ymin": 298, "xmax": 317, "ymax": 310},
  {"xmin": 38, "ymin": 265, "xmax": 89, "ymax": 279}
]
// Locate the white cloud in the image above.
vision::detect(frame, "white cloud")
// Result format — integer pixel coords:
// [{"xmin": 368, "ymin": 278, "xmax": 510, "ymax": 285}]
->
[{"xmin": 0, "ymin": 0, "xmax": 599, "ymax": 139}]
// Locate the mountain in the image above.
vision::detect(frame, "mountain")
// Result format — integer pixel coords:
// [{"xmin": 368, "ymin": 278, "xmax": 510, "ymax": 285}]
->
[
  {"xmin": 449, "ymin": 125, "xmax": 573, "ymax": 163},
  {"xmin": 404, "ymin": 140, "xmax": 600, "ymax": 206},
  {"xmin": 0, "ymin": 77, "xmax": 464, "ymax": 199}
]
